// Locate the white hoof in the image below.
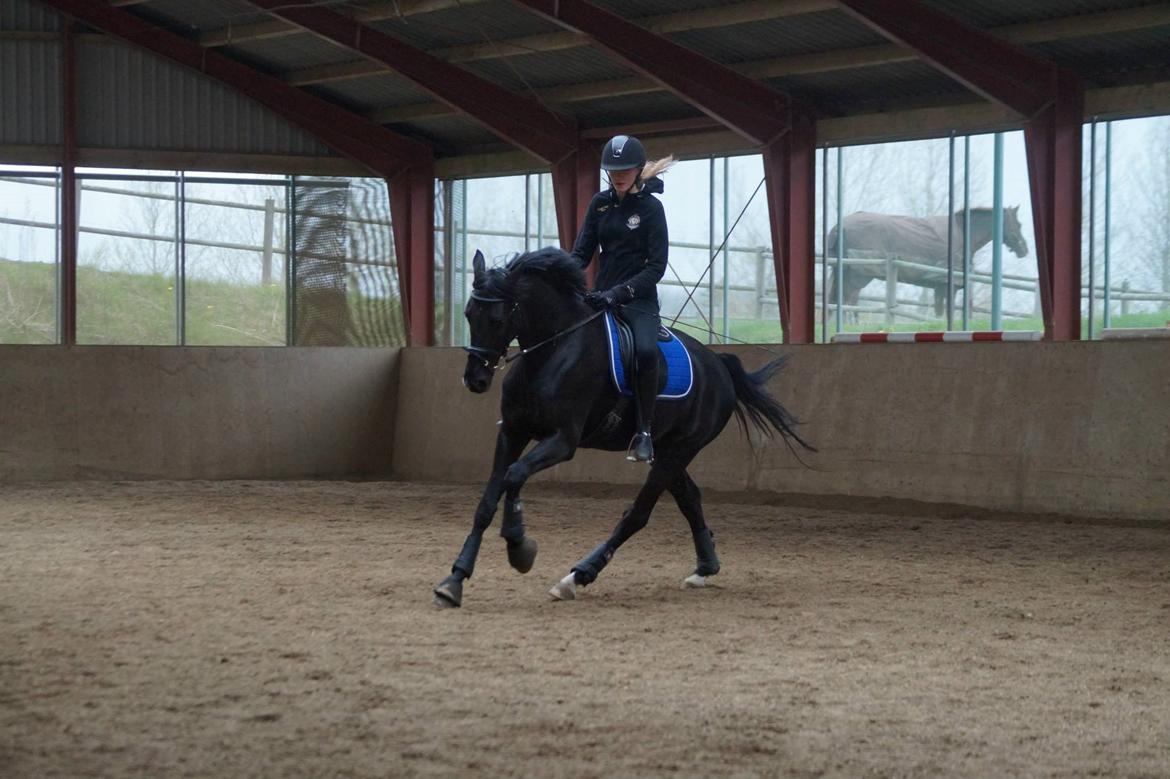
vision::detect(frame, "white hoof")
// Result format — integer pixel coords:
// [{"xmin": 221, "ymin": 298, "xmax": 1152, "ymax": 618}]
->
[
  {"xmin": 549, "ymin": 572, "xmax": 578, "ymax": 601},
  {"xmin": 683, "ymin": 573, "xmax": 708, "ymax": 589}
]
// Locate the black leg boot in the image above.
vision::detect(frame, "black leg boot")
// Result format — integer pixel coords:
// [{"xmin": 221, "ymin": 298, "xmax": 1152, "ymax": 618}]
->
[{"xmin": 627, "ymin": 365, "xmax": 657, "ymax": 463}]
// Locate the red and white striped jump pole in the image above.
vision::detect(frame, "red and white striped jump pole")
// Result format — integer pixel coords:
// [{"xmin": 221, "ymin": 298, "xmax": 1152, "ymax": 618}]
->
[{"xmin": 832, "ymin": 331, "xmax": 1043, "ymax": 343}]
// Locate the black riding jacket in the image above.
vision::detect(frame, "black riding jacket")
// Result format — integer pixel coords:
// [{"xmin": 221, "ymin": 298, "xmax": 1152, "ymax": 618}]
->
[{"xmin": 570, "ymin": 177, "xmax": 668, "ymax": 304}]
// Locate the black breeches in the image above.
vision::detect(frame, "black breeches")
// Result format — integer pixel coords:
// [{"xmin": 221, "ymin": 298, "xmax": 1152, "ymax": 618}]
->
[{"xmin": 618, "ymin": 302, "xmax": 660, "ymax": 429}]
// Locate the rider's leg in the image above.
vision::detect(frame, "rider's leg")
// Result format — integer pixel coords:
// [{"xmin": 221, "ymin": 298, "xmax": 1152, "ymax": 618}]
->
[{"xmin": 621, "ymin": 303, "xmax": 660, "ymax": 463}]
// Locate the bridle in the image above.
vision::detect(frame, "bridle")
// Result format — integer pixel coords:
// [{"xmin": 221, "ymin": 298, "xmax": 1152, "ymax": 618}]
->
[
  {"xmin": 462, "ymin": 290, "xmax": 517, "ymax": 370},
  {"xmin": 462, "ymin": 289, "xmax": 604, "ymax": 370}
]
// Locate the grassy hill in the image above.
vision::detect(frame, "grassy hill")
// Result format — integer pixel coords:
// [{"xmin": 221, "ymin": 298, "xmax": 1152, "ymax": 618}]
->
[{"xmin": 0, "ymin": 259, "xmax": 405, "ymax": 346}]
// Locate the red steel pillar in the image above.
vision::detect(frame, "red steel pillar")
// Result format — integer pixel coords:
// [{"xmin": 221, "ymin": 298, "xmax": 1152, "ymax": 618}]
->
[
  {"xmin": 551, "ymin": 140, "xmax": 601, "ymax": 281},
  {"xmin": 60, "ymin": 21, "xmax": 77, "ymax": 345},
  {"xmin": 1024, "ymin": 70, "xmax": 1083, "ymax": 341},
  {"xmin": 388, "ymin": 157, "xmax": 436, "ymax": 346},
  {"xmin": 762, "ymin": 113, "xmax": 817, "ymax": 343}
]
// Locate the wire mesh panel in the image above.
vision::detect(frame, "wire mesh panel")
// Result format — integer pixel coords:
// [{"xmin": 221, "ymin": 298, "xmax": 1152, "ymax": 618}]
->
[{"xmin": 291, "ymin": 177, "xmax": 403, "ymax": 347}]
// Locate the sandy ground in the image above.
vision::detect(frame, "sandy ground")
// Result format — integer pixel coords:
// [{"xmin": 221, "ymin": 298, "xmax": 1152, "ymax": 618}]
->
[{"xmin": 1, "ymin": 479, "xmax": 1168, "ymax": 778}]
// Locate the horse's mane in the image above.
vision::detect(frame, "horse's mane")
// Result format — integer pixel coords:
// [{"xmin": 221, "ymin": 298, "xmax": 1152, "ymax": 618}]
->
[{"xmin": 480, "ymin": 247, "xmax": 586, "ymax": 299}]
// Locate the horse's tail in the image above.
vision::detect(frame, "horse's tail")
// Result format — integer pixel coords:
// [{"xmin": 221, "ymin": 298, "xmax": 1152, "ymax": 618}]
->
[{"xmin": 718, "ymin": 353, "xmax": 816, "ymax": 453}]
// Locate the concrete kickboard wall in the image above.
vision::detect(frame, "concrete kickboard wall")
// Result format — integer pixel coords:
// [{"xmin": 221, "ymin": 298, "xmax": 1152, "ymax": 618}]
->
[
  {"xmin": 391, "ymin": 342, "xmax": 1170, "ymax": 521},
  {"xmin": 0, "ymin": 346, "xmax": 400, "ymax": 481}
]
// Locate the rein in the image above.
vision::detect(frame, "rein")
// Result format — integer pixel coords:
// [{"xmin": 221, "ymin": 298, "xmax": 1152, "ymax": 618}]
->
[
  {"xmin": 462, "ymin": 289, "xmax": 604, "ymax": 368},
  {"xmin": 503, "ymin": 308, "xmax": 604, "ymax": 364}
]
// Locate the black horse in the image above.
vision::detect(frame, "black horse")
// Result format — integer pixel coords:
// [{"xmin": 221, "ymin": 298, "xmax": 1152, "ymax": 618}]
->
[{"xmin": 433, "ymin": 247, "xmax": 813, "ymax": 608}]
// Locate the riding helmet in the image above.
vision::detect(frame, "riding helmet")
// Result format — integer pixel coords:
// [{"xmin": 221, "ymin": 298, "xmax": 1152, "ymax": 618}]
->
[{"xmin": 600, "ymin": 134, "xmax": 647, "ymax": 171}]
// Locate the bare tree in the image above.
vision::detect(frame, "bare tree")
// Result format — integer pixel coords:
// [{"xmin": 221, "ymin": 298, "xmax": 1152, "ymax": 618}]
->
[{"xmin": 1133, "ymin": 122, "xmax": 1170, "ymax": 297}]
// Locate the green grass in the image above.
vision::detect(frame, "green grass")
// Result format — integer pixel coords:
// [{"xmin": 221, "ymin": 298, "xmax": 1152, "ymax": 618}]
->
[{"xmin": 0, "ymin": 259, "xmax": 405, "ymax": 346}]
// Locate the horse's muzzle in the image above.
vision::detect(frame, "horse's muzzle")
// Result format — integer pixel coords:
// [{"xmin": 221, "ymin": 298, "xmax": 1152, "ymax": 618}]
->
[{"xmin": 463, "ymin": 360, "xmax": 494, "ymax": 394}]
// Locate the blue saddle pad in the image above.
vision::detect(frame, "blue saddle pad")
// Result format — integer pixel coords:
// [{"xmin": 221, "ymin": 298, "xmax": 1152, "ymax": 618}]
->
[{"xmin": 604, "ymin": 310, "xmax": 693, "ymax": 400}]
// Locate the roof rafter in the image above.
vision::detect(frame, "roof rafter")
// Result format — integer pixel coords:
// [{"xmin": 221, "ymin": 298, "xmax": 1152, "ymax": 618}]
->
[
  {"xmin": 509, "ymin": 0, "xmax": 795, "ymax": 146},
  {"xmin": 283, "ymin": 0, "xmax": 834, "ymax": 87},
  {"xmin": 198, "ymin": 0, "xmax": 490, "ymax": 48},
  {"xmin": 241, "ymin": 0, "xmax": 577, "ymax": 163},
  {"xmin": 365, "ymin": 4, "xmax": 1170, "ymax": 125}
]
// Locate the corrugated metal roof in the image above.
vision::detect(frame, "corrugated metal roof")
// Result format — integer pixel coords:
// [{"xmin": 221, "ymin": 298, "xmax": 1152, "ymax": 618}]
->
[
  {"xmin": 462, "ymin": 45, "xmax": 632, "ymax": 91},
  {"xmin": 590, "ymin": 0, "xmax": 752, "ymax": 16},
  {"xmin": 0, "ymin": 40, "xmax": 61, "ymax": 145},
  {"xmin": 772, "ymin": 61, "xmax": 969, "ymax": 116},
  {"xmin": 391, "ymin": 115, "xmax": 509, "ymax": 156},
  {"xmin": 134, "ymin": 0, "xmax": 263, "ymax": 35},
  {"xmin": 569, "ymin": 91, "xmax": 703, "ymax": 128},
  {"xmin": 307, "ymin": 74, "xmax": 433, "ymax": 112},
  {"xmin": 369, "ymin": 0, "xmax": 559, "ymax": 50},
  {"xmin": 5, "ymin": 0, "xmax": 1170, "ymax": 169},
  {"xmin": 1, "ymin": 0, "xmax": 61, "ymax": 32},
  {"xmin": 670, "ymin": 10, "xmax": 887, "ymax": 64},
  {"xmin": 75, "ymin": 40, "xmax": 333, "ymax": 156},
  {"xmin": 925, "ymin": 0, "xmax": 1156, "ymax": 28},
  {"xmin": 1029, "ymin": 24, "xmax": 1170, "ymax": 77},
  {"xmin": 223, "ymin": 34, "xmax": 357, "ymax": 74}
]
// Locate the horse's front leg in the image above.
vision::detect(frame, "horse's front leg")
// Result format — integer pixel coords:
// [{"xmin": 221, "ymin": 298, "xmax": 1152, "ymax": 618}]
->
[{"xmin": 434, "ymin": 428, "xmax": 529, "ymax": 608}]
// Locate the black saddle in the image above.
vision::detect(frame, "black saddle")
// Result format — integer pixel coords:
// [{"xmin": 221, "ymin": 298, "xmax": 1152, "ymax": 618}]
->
[{"xmin": 612, "ymin": 314, "xmax": 673, "ymax": 382}]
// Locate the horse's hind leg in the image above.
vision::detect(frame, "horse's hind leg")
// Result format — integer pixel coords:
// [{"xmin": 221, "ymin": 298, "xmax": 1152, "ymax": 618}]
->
[
  {"xmin": 668, "ymin": 470, "xmax": 720, "ymax": 588},
  {"xmin": 548, "ymin": 461, "xmax": 677, "ymax": 601}
]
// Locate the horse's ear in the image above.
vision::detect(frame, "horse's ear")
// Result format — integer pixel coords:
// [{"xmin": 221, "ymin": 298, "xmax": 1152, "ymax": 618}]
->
[
  {"xmin": 472, "ymin": 250, "xmax": 486, "ymax": 284},
  {"xmin": 1009, "ymin": 205, "xmax": 1019, "ymax": 214}
]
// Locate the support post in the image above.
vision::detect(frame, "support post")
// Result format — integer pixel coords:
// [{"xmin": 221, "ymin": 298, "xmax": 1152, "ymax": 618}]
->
[
  {"xmin": 59, "ymin": 21, "xmax": 77, "ymax": 345},
  {"xmin": 550, "ymin": 140, "xmax": 600, "ymax": 281},
  {"xmin": 762, "ymin": 113, "xmax": 817, "ymax": 343},
  {"xmin": 1023, "ymin": 70, "xmax": 1083, "ymax": 341},
  {"xmin": 388, "ymin": 159, "xmax": 436, "ymax": 346}
]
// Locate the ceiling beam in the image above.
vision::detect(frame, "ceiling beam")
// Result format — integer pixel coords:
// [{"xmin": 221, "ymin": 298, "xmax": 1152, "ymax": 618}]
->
[
  {"xmin": 366, "ymin": 4, "xmax": 1170, "ymax": 125},
  {"xmin": 241, "ymin": 0, "xmax": 577, "ymax": 163},
  {"xmin": 510, "ymin": 0, "xmax": 795, "ymax": 146},
  {"xmin": 37, "ymin": 0, "xmax": 430, "ymax": 177},
  {"xmin": 835, "ymin": 0, "xmax": 1056, "ymax": 117},
  {"xmin": 284, "ymin": 0, "xmax": 834, "ymax": 86},
  {"xmin": 198, "ymin": 0, "xmax": 489, "ymax": 48}
]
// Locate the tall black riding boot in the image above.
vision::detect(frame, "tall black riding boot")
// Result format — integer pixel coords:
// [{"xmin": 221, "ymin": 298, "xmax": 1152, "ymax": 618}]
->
[{"xmin": 627, "ymin": 365, "xmax": 657, "ymax": 463}]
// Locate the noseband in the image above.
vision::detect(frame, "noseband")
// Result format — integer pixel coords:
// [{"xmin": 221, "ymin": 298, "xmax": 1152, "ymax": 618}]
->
[{"xmin": 463, "ymin": 290, "xmax": 516, "ymax": 370}]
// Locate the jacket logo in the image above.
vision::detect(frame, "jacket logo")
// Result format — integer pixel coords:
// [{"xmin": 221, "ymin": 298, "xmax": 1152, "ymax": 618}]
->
[
  {"xmin": 626, "ymin": 214, "xmax": 641, "ymax": 230},
  {"xmin": 596, "ymin": 204, "xmax": 610, "ymax": 212}
]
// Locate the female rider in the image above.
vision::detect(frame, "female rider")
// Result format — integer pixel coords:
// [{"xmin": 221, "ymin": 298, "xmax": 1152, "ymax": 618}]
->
[{"xmin": 571, "ymin": 134, "xmax": 674, "ymax": 464}]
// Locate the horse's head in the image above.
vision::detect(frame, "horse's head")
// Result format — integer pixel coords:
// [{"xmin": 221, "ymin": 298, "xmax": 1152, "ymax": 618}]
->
[
  {"xmin": 462, "ymin": 250, "xmax": 517, "ymax": 394},
  {"xmin": 1004, "ymin": 206, "xmax": 1029, "ymax": 257}
]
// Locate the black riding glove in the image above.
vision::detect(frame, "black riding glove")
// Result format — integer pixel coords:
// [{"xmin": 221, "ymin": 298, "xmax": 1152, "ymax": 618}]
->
[{"xmin": 584, "ymin": 284, "xmax": 635, "ymax": 310}]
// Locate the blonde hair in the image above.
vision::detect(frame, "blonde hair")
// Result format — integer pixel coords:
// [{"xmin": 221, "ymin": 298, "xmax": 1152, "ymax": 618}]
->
[{"xmin": 640, "ymin": 155, "xmax": 676, "ymax": 181}]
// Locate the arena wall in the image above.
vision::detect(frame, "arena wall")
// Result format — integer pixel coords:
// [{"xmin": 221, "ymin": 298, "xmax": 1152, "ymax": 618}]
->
[
  {"xmin": 391, "ymin": 342, "xmax": 1170, "ymax": 521},
  {"xmin": 0, "ymin": 346, "xmax": 399, "ymax": 481}
]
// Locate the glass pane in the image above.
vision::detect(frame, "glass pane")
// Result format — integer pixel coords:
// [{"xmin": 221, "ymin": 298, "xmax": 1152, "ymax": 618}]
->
[
  {"xmin": 0, "ymin": 173, "xmax": 59, "ymax": 343},
  {"xmin": 185, "ymin": 180, "xmax": 287, "ymax": 346},
  {"xmin": 830, "ymin": 137, "xmax": 958, "ymax": 333},
  {"xmin": 962, "ymin": 132, "xmax": 1039, "ymax": 332},
  {"xmin": 1105, "ymin": 116, "xmax": 1170, "ymax": 330},
  {"xmin": 465, "ymin": 175, "xmax": 527, "ymax": 267},
  {"xmin": 77, "ymin": 178, "xmax": 177, "ymax": 345},
  {"xmin": 657, "ymin": 158, "xmax": 715, "ymax": 340}
]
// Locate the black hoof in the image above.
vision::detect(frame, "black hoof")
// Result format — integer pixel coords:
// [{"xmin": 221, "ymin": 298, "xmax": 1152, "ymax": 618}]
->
[
  {"xmin": 433, "ymin": 575, "xmax": 463, "ymax": 608},
  {"xmin": 507, "ymin": 536, "xmax": 538, "ymax": 574}
]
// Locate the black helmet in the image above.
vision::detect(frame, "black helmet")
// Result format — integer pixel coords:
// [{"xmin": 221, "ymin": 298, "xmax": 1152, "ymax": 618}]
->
[{"xmin": 601, "ymin": 134, "xmax": 646, "ymax": 171}]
